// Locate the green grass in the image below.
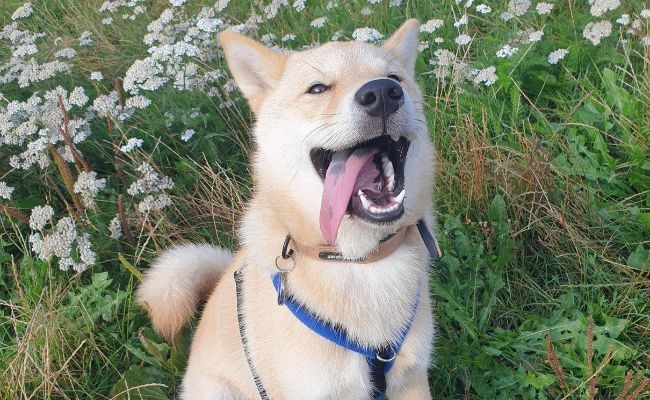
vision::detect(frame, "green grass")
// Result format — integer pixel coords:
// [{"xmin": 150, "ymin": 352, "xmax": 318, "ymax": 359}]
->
[{"xmin": 0, "ymin": 0, "xmax": 648, "ymax": 399}]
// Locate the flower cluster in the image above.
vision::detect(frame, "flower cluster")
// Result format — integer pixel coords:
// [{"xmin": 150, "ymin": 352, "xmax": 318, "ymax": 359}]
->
[
  {"xmin": 74, "ymin": 171, "xmax": 107, "ymax": 209},
  {"xmin": 30, "ymin": 216, "xmax": 97, "ymax": 272},
  {"xmin": 123, "ymin": 5, "xmax": 227, "ymax": 96},
  {"xmin": 1, "ymin": 86, "xmax": 92, "ymax": 170},
  {"xmin": 127, "ymin": 162, "xmax": 174, "ymax": 213}
]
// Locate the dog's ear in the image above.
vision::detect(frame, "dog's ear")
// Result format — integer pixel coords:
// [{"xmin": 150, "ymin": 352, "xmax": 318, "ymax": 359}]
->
[
  {"xmin": 219, "ymin": 31, "xmax": 286, "ymax": 114},
  {"xmin": 383, "ymin": 19, "xmax": 420, "ymax": 77}
]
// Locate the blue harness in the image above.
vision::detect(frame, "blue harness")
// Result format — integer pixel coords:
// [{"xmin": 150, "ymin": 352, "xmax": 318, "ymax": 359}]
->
[
  {"xmin": 271, "ymin": 274, "xmax": 419, "ymax": 400},
  {"xmin": 235, "ymin": 219, "xmax": 440, "ymax": 399}
]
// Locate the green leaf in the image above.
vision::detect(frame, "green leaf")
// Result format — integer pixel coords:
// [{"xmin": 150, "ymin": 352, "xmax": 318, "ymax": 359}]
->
[
  {"xmin": 627, "ymin": 244, "xmax": 649, "ymax": 271},
  {"xmin": 110, "ymin": 365, "xmax": 169, "ymax": 399},
  {"xmin": 488, "ymin": 194, "xmax": 506, "ymax": 222}
]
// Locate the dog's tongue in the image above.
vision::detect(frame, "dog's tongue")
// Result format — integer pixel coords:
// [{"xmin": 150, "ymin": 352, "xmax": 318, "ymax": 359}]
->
[{"xmin": 319, "ymin": 147, "xmax": 379, "ymax": 244}]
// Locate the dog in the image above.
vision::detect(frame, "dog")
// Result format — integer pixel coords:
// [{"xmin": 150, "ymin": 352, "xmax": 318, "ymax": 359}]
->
[{"xmin": 137, "ymin": 19, "xmax": 437, "ymax": 399}]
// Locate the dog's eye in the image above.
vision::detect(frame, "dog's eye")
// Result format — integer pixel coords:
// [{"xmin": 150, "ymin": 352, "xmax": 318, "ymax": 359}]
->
[
  {"xmin": 387, "ymin": 74, "xmax": 402, "ymax": 82},
  {"xmin": 307, "ymin": 83, "xmax": 329, "ymax": 94}
]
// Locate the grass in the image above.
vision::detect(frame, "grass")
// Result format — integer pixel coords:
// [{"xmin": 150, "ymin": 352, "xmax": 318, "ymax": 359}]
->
[{"xmin": 0, "ymin": 0, "xmax": 649, "ymax": 399}]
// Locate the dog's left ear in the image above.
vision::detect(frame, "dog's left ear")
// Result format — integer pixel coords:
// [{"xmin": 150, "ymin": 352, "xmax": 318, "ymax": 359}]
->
[{"xmin": 383, "ymin": 19, "xmax": 420, "ymax": 77}]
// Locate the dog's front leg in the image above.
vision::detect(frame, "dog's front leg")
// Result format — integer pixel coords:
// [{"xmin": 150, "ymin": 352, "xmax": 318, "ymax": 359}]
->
[{"xmin": 389, "ymin": 370, "xmax": 433, "ymax": 400}]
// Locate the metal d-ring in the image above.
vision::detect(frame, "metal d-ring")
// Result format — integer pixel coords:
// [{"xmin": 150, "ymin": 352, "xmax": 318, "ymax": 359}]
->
[
  {"xmin": 274, "ymin": 255, "xmax": 296, "ymax": 273},
  {"xmin": 376, "ymin": 348, "xmax": 396, "ymax": 363}
]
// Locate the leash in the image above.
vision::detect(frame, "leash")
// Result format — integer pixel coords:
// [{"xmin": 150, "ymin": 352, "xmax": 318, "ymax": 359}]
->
[
  {"xmin": 235, "ymin": 267, "xmax": 270, "ymax": 400},
  {"xmin": 234, "ymin": 220, "xmax": 441, "ymax": 399}
]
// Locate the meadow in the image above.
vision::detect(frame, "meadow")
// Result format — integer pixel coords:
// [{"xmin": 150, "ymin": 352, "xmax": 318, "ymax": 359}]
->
[{"xmin": 0, "ymin": 0, "xmax": 648, "ymax": 398}]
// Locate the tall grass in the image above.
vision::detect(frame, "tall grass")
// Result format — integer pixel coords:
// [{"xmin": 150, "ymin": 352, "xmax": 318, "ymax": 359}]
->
[{"xmin": 0, "ymin": 0, "xmax": 648, "ymax": 399}]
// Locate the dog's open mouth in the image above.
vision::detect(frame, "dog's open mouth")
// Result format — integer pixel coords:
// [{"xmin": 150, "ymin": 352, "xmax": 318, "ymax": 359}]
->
[{"xmin": 310, "ymin": 136, "xmax": 410, "ymax": 244}]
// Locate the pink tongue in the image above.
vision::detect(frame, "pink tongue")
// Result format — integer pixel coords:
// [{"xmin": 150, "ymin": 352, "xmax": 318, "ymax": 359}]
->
[{"xmin": 319, "ymin": 147, "xmax": 378, "ymax": 244}]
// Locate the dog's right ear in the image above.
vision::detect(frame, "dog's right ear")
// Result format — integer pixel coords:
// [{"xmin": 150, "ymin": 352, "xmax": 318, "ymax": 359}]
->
[{"xmin": 219, "ymin": 31, "xmax": 286, "ymax": 114}]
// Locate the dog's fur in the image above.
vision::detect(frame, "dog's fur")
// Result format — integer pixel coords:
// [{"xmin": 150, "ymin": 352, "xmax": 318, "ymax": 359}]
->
[{"xmin": 137, "ymin": 20, "xmax": 436, "ymax": 399}]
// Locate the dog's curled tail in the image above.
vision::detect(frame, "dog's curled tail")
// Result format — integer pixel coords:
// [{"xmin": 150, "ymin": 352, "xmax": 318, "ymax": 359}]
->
[{"xmin": 137, "ymin": 244, "xmax": 232, "ymax": 340}]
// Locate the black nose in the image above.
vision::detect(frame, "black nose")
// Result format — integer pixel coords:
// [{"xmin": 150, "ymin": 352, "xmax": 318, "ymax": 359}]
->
[{"xmin": 354, "ymin": 78, "xmax": 404, "ymax": 117}]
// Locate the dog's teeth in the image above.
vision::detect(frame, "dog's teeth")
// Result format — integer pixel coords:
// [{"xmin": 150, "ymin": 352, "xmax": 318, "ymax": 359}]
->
[
  {"xmin": 381, "ymin": 156, "xmax": 395, "ymax": 191},
  {"xmin": 359, "ymin": 190, "xmax": 373, "ymax": 210},
  {"xmin": 393, "ymin": 189, "xmax": 405, "ymax": 204}
]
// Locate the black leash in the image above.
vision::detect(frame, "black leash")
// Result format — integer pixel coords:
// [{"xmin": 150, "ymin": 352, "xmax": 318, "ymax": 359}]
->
[{"xmin": 235, "ymin": 268, "xmax": 270, "ymax": 400}]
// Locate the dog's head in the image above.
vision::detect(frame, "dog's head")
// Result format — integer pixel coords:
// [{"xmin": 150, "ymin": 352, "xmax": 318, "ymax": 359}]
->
[{"xmin": 220, "ymin": 20, "xmax": 434, "ymax": 259}]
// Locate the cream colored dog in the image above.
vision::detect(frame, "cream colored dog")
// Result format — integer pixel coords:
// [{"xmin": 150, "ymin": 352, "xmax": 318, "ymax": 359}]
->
[{"xmin": 137, "ymin": 19, "xmax": 436, "ymax": 399}]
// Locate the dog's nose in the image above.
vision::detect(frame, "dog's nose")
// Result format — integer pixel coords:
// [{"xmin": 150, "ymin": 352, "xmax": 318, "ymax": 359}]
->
[{"xmin": 354, "ymin": 78, "xmax": 404, "ymax": 117}]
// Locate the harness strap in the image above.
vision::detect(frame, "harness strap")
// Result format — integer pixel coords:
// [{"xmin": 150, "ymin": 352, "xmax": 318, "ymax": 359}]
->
[{"xmin": 271, "ymin": 274, "xmax": 419, "ymax": 399}]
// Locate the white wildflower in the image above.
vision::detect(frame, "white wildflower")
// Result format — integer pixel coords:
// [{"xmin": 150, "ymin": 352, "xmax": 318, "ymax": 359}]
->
[
  {"xmin": 547, "ymin": 48, "xmax": 569, "ymax": 64},
  {"xmin": 471, "ymin": 66, "xmax": 498, "ymax": 86},
  {"xmin": 12, "ymin": 3, "xmax": 33, "ymax": 20},
  {"xmin": 54, "ymin": 48, "xmax": 76, "ymax": 59},
  {"xmin": 92, "ymin": 91, "xmax": 120, "ymax": 118},
  {"xmin": 109, "ymin": 216, "xmax": 122, "ymax": 239},
  {"xmin": 454, "ymin": 15, "xmax": 468, "ymax": 28},
  {"xmin": 127, "ymin": 162, "xmax": 173, "ymax": 196},
  {"xmin": 293, "ymin": 0, "xmax": 306, "ymax": 12},
  {"xmin": 75, "ymin": 233, "xmax": 96, "ymax": 270},
  {"xmin": 455, "ymin": 34, "xmax": 472, "ymax": 46},
  {"xmin": 120, "ymin": 137, "xmax": 144, "ymax": 153},
  {"xmin": 421, "ymin": 19, "xmax": 444, "ymax": 33},
  {"xmin": 74, "ymin": 171, "xmax": 107, "ymax": 208},
  {"xmin": 434, "ymin": 37, "xmax": 444, "ymax": 44},
  {"xmin": 641, "ymin": 9, "xmax": 650, "ymax": 19},
  {"xmin": 528, "ymin": 30, "xmax": 544, "ymax": 43},
  {"xmin": 282, "ymin": 34, "xmax": 296, "ymax": 42},
  {"xmin": 181, "ymin": 128, "xmax": 195, "ymax": 142},
  {"xmin": 123, "ymin": 58, "xmax": 166, "ymax": 94},
  {"xmin": 196, "ymin": 17, "xmax": 221, "ymax": 32},
  {"xmin": 508, "ymin": 0, "xmax": 531, "ymax": 16},
  {"xmin": 17, "ymin": 60, "xmax": 70, "ymax": 88},
  {"xmin": 352, "ymin": 27, "xmax": 384, "ymax": 43},
  {"xmin": 137, "ymin": 193, "xmax": 173, "ymax": 213},
  {"xmin": 30, "ymin": 216, "xmax": 96, "ymax": 272},
  {"xmin": 90, "ymin": 71, "xmax": 104, "ymax": 81},
  {"xmin": 263, "ymin": 0, "xmax": 288, "ymax": 19},
  {"xmin": 641, "ymin": 36, "xmax": 650, "ymax": 46},
  {"xmin": 367, "ymin": 0, "xmax": 382, "ymax": 3},
  {"xmin": 616, "ymin": 14, "xmax": 630, "ymax": 25},
  {"xmin": 29, "ymin": 205, "xmax": 54, "ymax": 231},
  {"xmin": 471, "ymin": 66, "xmax": 499, "ymax": 86},
  {"xmin": 496, "ymin": 44, "xmax": 519, "ymax": 57},
  {"xmin": 500, "ymin": 11, "xmax": 514, "ymax": 21},
  {"xmin": 68, "ymin": 86, "xmax": 89, "ymax": 107},
  {"xmin": 418, "ymin": 41, "xmax": 430, "ymax": 52},
  {"xmin": 430, "ymin": 49, "xmax": 469, "ymax": 83},
  {"xmin": 102, "ymin": 17, "xmax": 113, "ymax": 25},
  {"xmin": 536, "ymin": 2, "xmax": 553, "ymax": 15},
  {"xmin": 476, "ymin": 4, "xmax": 492, "ymax": 14},
  {"xmin": 0, "ymin": 182, "xmax": 15, "ymax": 200},
  {"xmin": 583, "ymin": 20, "xmax": 612, "ymax": 45},
  {"xmin": 389, "ymin": 0, "xmax": 402, "ymax": 7},
  {"xmin": 360, "ymin": 7, "xmax": 373, "ymax": 15},
  {"xmin": 261, "ymin": 33, "xmax": 277, "ymax": 45},
  {"xmin": 310, "ymin": 17, "xmax": 328, "ymax": 28},
  {"xmin": 170, "ymin": 0, "xmax": 187, "ymax": 6},
  {"xmin": 125, "ymin": 95, "xmax": 151, "ymax": 110},
  {"xmin": 590, "ymin": 0, "xmax": 620, "ymax": 17}
]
